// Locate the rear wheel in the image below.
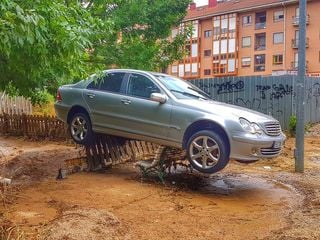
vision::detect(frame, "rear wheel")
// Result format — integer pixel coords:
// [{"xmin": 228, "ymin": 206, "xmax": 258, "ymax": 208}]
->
[
  {"xmin": 186, "ymin": 130, "xmax": 230, "ymax": 174},
  {"xmin": 69, "ymin": 112, "xmax": 93, "ymax": 145}
]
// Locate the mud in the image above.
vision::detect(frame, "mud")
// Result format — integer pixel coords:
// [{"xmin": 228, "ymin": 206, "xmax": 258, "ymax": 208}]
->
[{"xmin": 1, "ymin": 135, "xmax": 320, "ymax": 240}]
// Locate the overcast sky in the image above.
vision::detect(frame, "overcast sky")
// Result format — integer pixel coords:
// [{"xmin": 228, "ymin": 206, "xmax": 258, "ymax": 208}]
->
[{"xmin": 194, "ymin": 0, "xmax": 209, "ymax": 7}]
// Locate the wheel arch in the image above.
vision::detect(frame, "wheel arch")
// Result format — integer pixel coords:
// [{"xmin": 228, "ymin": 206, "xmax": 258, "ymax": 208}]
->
[
  {"xmin": 182, "ymin": 120, "xmax": 230, "ymax": 155},
  {"xmin": 67, "ymin": 105, "xmax": 91, "ymax": 124}
]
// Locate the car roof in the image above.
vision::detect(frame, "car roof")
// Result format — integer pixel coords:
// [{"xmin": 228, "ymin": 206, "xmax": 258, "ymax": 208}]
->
[{"xmin": 107, "ymin": 69, "xmax": 170, "ymax": 78}]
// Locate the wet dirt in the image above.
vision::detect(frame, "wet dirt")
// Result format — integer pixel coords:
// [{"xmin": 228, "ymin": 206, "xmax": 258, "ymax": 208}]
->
[{"xmin": 1, "ymin": 135, "xmax": 320, "ymax": 240}]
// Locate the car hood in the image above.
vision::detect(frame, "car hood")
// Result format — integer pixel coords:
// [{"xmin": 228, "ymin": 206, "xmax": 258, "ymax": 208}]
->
[{"xmin": 178, "ymin": 99, "xmax": 276, "ymax": 123}]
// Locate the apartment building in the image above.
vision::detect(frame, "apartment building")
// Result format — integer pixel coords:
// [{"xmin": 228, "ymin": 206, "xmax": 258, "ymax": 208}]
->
[{"xmin": 168, "ymin": 0, "xmax": 320, "ymax": 79}]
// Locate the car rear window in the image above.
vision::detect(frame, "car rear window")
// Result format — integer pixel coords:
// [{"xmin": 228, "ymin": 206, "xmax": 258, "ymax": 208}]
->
[{"xmin": 100, "ymin": 72, "xmax": 126, "ymax": 93}]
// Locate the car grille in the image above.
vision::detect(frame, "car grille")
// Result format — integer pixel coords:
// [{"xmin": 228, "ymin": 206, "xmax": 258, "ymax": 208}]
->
[
  {"xmin": 260, "ymin": 147, "xmax": 281, "ymax": 156},
  {"xmin": 264, "ymin": 122, "xmax": 281, "ymax": 136}
]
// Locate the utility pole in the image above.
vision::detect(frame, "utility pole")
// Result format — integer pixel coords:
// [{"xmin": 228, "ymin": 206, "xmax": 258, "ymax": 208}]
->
[{"xmin": 295, "ymin": 0, "xmax": 307, "ymax": 173}]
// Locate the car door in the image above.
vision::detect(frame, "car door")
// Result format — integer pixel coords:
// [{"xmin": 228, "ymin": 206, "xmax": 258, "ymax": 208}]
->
[
  {"xmin": 83, "ymin": 72, "xmax": 129, "ymax": 132},
  {"xmin": 121, "ymin": 73, "xmax": 172, "ymax": 140}
]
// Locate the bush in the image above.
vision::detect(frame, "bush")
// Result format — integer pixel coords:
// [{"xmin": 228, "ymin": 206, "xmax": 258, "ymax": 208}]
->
[
  {"xmin": 289, "ymin": 115, "xmax": 297, "ymax": 136},
  {"xmin": 288, "ymin": 115, "xmax": 311, "ymax": 136},
  {"xmin": 30, "ymin": 89, "xmax": 54, "ymax": 106}
]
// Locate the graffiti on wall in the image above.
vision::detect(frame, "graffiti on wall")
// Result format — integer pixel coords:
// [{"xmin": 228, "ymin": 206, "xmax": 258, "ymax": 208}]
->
[
  {"xmin": 306, "ymin": 83, "xmax": 320, "ymax": 108},
  {"xmin": 191, "ymin": 76, "xmax": 320, "ymax": 128},
  {"xmin": 256, "ymin": 84, "xmax": 294, "ymax": 100},
  {"xmin": 214, "ymin": 80, "xmax": 244, "ymax": 95}
]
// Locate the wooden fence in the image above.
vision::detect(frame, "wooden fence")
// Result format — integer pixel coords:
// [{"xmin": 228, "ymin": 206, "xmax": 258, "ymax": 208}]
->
[
  {"xmin": 0, "ymin": 92, "xmax": 32, "ymax": 115},
  {"xmin": 0, "ymin": 113, "xmax": 68, "ymax": 140},
  {"xmin": 0, "ymin": 113, "xmax": 161, "ymax": 172},
  {"xmin": 84, "ymin": 134, "xmax": 160, "ymax": 171}
]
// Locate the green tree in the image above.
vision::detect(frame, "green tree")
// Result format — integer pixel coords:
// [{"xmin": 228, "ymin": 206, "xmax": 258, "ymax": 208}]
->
[
  {"xmin": 0, "ymin": 0, "xmax": 103, "ymax": 102},
  {"xmin": 87, "ymin": 0, "xmax": 191, "ymax": 71},
  {"xmin": 0, "ymin": 0, "xmax": 191, "ymax": 103}
]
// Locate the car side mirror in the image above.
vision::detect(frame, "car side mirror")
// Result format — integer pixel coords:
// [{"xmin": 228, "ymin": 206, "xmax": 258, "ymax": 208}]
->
[{"xmin": 150, "ymin": 93, "xmax": 167, "ymax": 104}]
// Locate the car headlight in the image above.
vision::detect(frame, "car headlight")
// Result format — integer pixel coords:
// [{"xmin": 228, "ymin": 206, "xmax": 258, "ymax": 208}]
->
[{"xmin": 239, "ymin": 118, "xmax": 263, "ymax": 135}]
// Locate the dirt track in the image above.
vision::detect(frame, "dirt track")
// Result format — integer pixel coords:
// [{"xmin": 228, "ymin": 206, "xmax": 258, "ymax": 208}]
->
[{"xmin": 1, "ymin": 132, "xmax": 320, "ymax": 240}]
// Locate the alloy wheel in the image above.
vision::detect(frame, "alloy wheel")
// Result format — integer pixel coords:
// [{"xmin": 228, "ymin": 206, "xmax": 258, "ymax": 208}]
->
[
  {"xmin": 189, "ymin": 135, "xmax": 220, "ymax": 169},
  {"xmin": 71, "ymin": 116, "xmax": 88, "ymax": 142}
]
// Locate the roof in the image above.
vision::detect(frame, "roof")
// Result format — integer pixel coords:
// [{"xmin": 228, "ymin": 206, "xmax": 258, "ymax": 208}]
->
[{"xmin": 184, "ymin": 0, "xmax": 299, "ymax": 21}]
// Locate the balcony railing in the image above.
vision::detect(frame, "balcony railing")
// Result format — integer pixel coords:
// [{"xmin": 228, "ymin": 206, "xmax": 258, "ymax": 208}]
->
[
  {"xmin": 292, "ymin": 15, "xmax": 310, "ymax": 26},
  {"xmin": 255, "ymin": 22, "xmax": 266, "ymax": 30},
  {"xmin": 254, "ymin": 64, "xmax": 266, "ymax": 72},
  {"xmin": 291, "ymin": 38, "xmax": 309, "ymax": 48},
  {"xmin": 290, "ymin": 61, "xmax": 309, "ymax": 71},
  {"xmin": 254, "ymin": 44, "xmax": 266, "ymax": 51}
]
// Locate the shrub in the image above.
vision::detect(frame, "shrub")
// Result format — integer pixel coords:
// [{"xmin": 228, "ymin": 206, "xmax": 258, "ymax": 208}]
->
[{"xmin": 289, "ymin": 115, "xmax": 297, "ymax": 136}]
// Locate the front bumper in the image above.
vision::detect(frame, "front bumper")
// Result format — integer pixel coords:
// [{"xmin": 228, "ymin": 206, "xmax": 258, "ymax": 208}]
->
[{"xmin": 230, "ymin": 131, "xmax": 286, "ymax": 161}]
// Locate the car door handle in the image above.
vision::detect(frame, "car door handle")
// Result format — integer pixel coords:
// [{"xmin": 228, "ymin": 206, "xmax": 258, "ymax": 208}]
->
[
  {"xmin": 86, "ymin": 93, "xmax": 95, "ymax": 99},
  {"xmin": 121, "ymin": 99, "xmax": 132, "ymax": 105}
]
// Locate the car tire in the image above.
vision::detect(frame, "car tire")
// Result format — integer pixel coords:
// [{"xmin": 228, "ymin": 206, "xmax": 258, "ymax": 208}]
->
[
  {"xmin": 186, "ymin": 130, "xmax": 230, "ymax": 174},
  {"xmin": 69, "ymin": 112, "xmax": 94, "ymax": 145}
]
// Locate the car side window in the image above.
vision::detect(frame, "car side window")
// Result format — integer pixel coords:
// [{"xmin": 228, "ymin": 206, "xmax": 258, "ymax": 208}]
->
[
  {"xmin": 100, "ymin": 72, "xmax": 126, "ymax": 93},
  {"xmin": 87, "ymin": 80, "xmax": 99, "ymax": 90},
  {"xmin": 127, "ymin": 74, "xmax": 160, "ymax": 99}
]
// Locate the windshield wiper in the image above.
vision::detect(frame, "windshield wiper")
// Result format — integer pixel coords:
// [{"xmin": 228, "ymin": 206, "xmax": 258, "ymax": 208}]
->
[
  {"xmin": 187, "ymin": 87, "xmax": 211, "ymax": 99},
  {"xmin": 170, "ymin": 89, "xmax": 208, "ymax": 100}
]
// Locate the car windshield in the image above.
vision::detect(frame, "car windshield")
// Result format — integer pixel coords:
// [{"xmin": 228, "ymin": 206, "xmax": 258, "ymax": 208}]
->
[{"xmin": 154, "ymin": 75, "xmax": 210, "ymax": 100}]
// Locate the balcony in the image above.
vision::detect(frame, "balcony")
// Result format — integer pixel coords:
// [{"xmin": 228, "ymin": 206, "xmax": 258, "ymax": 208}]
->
[
  {"xmin": 292, "ymin": 15, "xmax": 310, "ymax": 26},
  {"xmin": 291, "ymin": 38, "xmax": 309, "ymax": 48},
  {"xmin": 255, "ymin": 44, "xmax": 266, "ymax": 51},
  {"xmin": 290, "ymin": 61, "xmax": 309, "ymax": 71},
  {"xmin": 255, "ymin": 22, "xmax": 266, "ymax": 30},
  {"xmin": 255, "ymin": 11, "xmax": 266, "ymax": 30}
]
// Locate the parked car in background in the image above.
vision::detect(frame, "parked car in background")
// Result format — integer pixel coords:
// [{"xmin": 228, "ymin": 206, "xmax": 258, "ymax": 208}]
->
[{"xmin": 55, "ymin": 69, "xmax": 286, "ymax": 174}]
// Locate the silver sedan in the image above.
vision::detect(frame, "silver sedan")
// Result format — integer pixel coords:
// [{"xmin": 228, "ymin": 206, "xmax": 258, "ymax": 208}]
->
[{"xmin": 54, "ymin": 69, "xmax": 286, "ymax": 174}]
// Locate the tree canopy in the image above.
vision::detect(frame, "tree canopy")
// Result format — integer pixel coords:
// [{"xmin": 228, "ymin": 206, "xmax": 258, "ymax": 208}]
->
[{"xmin": 0, "ymin": 0, "xmax": 191, "ymax": 102}]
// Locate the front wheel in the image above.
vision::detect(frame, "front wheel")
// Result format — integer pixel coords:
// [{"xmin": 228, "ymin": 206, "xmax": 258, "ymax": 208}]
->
[
  {"xmin": 186, "ymin": 130, "xmax": 230, "ymax": 174},
  {"xmin": 69, "ymin": 112, "xmax": 93, "ymax": 145}
]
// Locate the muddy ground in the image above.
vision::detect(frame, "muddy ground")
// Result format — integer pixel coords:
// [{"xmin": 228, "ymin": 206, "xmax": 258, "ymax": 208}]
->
[{"xmin": 0, "ymin": 127, "xmax": 320, "ymax": 240}]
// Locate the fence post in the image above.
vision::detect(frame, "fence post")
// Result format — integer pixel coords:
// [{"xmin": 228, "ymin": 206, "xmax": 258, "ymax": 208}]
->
[
  {"xmin": 22, "ymin": 113, "xmax": 28, "ymax": 137},
  {"xmin": 3, "ymin": 113, "xmax": 9, "ymax": 134}
]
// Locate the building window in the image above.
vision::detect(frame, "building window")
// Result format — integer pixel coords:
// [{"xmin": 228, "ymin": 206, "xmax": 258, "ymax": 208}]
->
[
  {"xmin": 178, "ymin": 64, "xmax": 184, "ymax": 77},
  {"xmin": 186, "ymin": 44, "xmax": 191, "ymax": 57},
  {"xmin": 172, "ymin": 29, "xmax": 178, "ymax": 38},
  {"xmin": 295, "ymin": 7, "xmax": 299, "ymax": 17},
  {"xmin": 221, "ymin": 18, "xmax": 228, "ymax": 34},
  {"xmin": 172, "ymin": 65, "xmax": 178, "ymax": 73},
  {"xmin": 242, "ymin": 36, "xmax": 251, "ymax": 48},
  {"xmin": 204, "ymin": 69, "xmax": 211, "ymax": 75},
  {"xmin": 204, "ymin": 49, "xmax": 212, "ymax": 57},
  {"xmin": 192, "ymin": 21, "xmax": 199, "ymax": 38},
  {"xmin": 241, "ymin": 57, "xmax": 251, "ymax": 67},
  {"xmin": 243, "ymin": 15, "xmax": 252, "ymax": 26},
  {"xmin": 255, "ymin": 11, "xmax": 266, "ymax": 29},
  {"xmin": 254, "ymin": 54, "xmax": 266, "ymax": 72},
  {"xmin": 274, "ymin": 10, "xmax": 284, "ymax": 22},
  {"xmin": 191, "ymin": 43, "xmax": 198, "ymax": 57},
  {"xmin": 273, "ymin": 32, "xmax": 284, "ymax": 44},
  {"xmin": 204, "ymin": 30, "xmax": 212, "ymax": 38},
  {"xmin": 191, "ymin": 63, "xmax": 198, "ymax": 75},
  {"xmin": 185, "ymin": 64, "xmax": 191, "ymax": 76},
  {"xmin": 273, "ymin": 54, "xmax": 283, "ymax": 65},
  {"xmin": 255, "ymin": 33, "xmax": 266, "ymax": 50}
]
